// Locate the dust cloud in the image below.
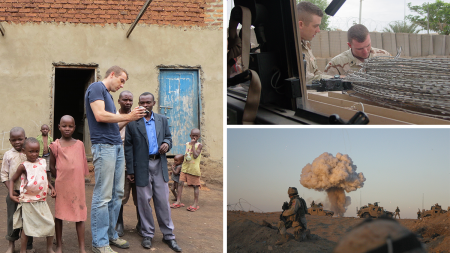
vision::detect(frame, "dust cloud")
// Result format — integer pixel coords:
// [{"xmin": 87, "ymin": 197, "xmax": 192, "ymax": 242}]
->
[{"xmin": 300, "ymin": 152, "xmax": 365, "ymax": 216}]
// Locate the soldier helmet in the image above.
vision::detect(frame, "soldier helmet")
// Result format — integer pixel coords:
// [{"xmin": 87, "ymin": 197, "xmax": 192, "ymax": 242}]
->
[{"xmin": 288, "ymin": 187, "xmax": 298, "ymax": 196}]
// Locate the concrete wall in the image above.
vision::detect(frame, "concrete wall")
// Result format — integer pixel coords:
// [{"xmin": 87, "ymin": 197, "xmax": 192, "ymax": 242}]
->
[
  {"xmin": 0, "ymin": 22, "xmax": 223, "ymax": 160},
  {"xmin": 311, "ymin": 31, "xmax": 450, "ymax": 74}
]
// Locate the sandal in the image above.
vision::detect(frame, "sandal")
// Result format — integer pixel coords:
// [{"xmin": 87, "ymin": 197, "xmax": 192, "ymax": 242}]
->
[
  {"xmin": 187, "ymin": 206, "xmax": 200, "ymax": 212},
  {"xmin": 170, "ymin": 203, "xmax": 185, "ymax": 208}
]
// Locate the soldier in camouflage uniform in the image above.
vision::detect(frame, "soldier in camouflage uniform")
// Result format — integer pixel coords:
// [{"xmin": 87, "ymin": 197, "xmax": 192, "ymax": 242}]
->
[
  {"xmin": 324, "ymin": 24, "xmax": 391, "ymax": 76},
  {"xmin": 394, "ymin": 206, "xmax": 401, "ymax": 219},
  {"xmin": 275, "ymin": 187, "xmax": 308, "ymax": 245},
  {"xmin": 297, "ymin": 1, "xmax": 333, "ymax": 84}
]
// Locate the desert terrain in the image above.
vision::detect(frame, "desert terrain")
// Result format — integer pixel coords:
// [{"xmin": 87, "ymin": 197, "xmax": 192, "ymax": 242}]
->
[
  {"xmin": 228, "ymin": 210, "xmax": 450, "ymax": 253},
  {"xmin": 0, "ymin": 158, "xmax": 223, "ymax": 253}
]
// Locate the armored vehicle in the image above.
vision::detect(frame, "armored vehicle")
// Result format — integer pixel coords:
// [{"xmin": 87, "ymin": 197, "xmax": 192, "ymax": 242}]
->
[
  {"xmin": 307, "ymin": 202, "xmax": 334, "ymax": 217},
  {"xmin": 420, "ymin": 203, "xmax": 446, "ymax": 218},
  {"xmin": 357, "ymin": 202, "xmax": 393, "ymax": 218}
]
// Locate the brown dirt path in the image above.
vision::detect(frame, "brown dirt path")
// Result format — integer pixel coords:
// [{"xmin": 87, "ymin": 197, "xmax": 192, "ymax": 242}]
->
[{"xmin": 0, "ymin": 161, "xmax": 223, "ymax": 253}]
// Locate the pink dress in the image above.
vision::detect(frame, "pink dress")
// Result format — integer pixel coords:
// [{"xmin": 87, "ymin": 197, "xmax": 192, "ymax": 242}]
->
[
  {"xmin": 20, "ymin": 159, "xmax": 49, "ymax": 202},
  {"xmin": 50, "ymin": 139, "xmax": 89, "ymax": 222},
  {"xmin": 14, "ymin": 159, "xmax": 55, "ymax": 237}
]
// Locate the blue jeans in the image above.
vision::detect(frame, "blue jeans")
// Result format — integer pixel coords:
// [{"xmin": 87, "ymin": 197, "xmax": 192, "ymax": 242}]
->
[{"xmin": 91, "ymin": 144, "xmax": 125, "ymax": 248}]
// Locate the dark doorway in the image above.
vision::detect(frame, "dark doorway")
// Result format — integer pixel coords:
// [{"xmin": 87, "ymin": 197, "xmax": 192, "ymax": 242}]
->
[{"xmin": 53, "ymin": 67, "xmax": 95, "ymax": 155}]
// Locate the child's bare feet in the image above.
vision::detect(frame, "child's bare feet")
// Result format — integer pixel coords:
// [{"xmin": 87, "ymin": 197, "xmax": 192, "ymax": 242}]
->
[
  {"xmin": 79, "ymin": 249, "xmax": 87, "ymax": 253},
  {"xmin": 55, "ymin": 246, "xmax": 62, "ymax": 253},
  {"xmin": 6, "ymin": 241, "xmax": 14, "ymax": 253},
  {"xmin": 26, "ymin": 249, "xmax": 36, "ymax": 253}
]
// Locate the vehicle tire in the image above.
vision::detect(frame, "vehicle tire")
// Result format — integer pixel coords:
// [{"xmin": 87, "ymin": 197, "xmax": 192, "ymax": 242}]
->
[
  {"xmin": 362, "ymin": 213, "xmax": 370, "ymax": 218},
  {"xmin": 326, "ymin": 213, "xmax": 333, "ymax": 217},
  {"xmin": 387, "ymin": 213, "xmax": 393, "ymax": 218}
]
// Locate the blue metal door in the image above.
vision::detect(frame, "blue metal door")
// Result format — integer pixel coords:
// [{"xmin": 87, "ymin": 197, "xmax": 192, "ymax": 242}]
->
[{"xmin": 159, "ymin": 69, "xmax": 200, "ymax": 155}]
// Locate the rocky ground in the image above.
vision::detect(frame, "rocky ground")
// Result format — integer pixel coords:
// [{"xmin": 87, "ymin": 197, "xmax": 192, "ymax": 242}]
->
[{"xmin": 227, "ymin": 211, "xmax": 450, "ymax": 253}]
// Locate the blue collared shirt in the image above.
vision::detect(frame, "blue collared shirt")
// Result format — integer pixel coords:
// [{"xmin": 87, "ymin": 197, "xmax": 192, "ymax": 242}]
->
[{"xmin": 144, "ymin": 113, "xmax": 159, "ymax": 155}]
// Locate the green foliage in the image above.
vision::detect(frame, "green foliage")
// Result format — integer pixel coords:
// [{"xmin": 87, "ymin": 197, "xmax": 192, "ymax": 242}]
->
[
  {"xmin": 382, "ymin": 21, "xmax": 421, "ymax": 33},
  {"xmin": 406, "ymin": 0, "xmax": 450, "ymax": 35},
  {"xmin": 298, "ymin": 0, "xmax": 330, "ymax": 31}
]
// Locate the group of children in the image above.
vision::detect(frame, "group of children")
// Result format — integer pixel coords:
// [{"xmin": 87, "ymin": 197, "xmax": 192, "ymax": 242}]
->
[
  {"xmin": 1, "ymin": 116, "xmax": 88, "ymax": 253},
  {"xmin": 1, "ymin": 118, "xmax": 204, "ymax": 252}
]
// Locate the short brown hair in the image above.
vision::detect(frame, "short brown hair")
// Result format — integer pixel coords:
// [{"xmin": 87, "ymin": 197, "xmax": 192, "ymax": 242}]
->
[
  {"xmin": 105, "ymin": 66, "xmax": 129, "ymax": 80},
  {"xmin": 347, "ymin": 24, "xmax": 369, "ymax": 43},
  {"xmin": 296, "ymin": 1, "xmax": 323, "ymax": 25}
]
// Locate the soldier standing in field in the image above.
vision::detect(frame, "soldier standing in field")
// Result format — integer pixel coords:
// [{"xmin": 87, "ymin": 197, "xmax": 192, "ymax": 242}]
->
[
  {"xmin": 394, "ymin": 206, "xmax": 401, "ymax": 219},
  {"xmin": 275, "ymin": 187, "xmax": 309, "ymax": 245},
  {"xmin": 324, "ymin": 24, "xmax": 391, "ymax": 76}
]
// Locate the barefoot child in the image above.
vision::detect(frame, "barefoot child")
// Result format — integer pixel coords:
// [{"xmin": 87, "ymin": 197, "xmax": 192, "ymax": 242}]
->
[
  {"xmin": 1, "ymin": 127, "xmax": 35, "ymax": 253},
  {"xmin": 8, "ymin": 137, "xmax": 56, "ymax": 253},
  {"xmin": 172, "ymin": 128, "xmax": 203, "ymax": 212},
  {"xmin": 49, "ymin": 115, "xmax": 89, "ymax": 253},
  {"xmin": 169, "ymin": 154, "xmax": 185, "ymax": 208}
]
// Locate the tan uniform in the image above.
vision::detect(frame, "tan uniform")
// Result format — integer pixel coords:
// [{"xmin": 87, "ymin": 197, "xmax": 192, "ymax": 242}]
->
[
  {"xmin": 324, "ymin": 47, "xmax": 391, "ymax": 76},
  {"xmin": 302, "ymin": 40, "xmax": 333, "ymax": 84},
  {"xmin": 394, "ymin": 207, "xmax": 400, "ymax": 219},
  {"xmin": 277, "ymin": 197, "xmax": 307, "ymax": 235}
]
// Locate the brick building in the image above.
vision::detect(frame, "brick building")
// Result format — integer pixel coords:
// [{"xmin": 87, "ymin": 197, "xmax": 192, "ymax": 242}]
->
[
  {"xmin": 0, "ymin": 0, "xmax": 223, "ymax": 162},
  {"xmin": 0, "ymin": 0, "xmax": 223, "ymax": 27}
]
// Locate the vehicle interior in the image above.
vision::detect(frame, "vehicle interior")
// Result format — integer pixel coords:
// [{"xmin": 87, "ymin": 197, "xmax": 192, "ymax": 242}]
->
[{"xmin": 227, "ymin": 0, "xmax": 450, "ymax": 125}]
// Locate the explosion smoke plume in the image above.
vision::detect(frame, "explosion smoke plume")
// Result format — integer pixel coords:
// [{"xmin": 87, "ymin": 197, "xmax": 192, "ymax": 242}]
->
[{"xmin": 300, "ymin": 153, "xmax": 365, "ymax": 216}]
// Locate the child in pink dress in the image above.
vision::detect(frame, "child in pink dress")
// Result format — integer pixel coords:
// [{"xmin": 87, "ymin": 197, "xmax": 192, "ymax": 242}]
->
[
  {"xmin": 8, "ymin": 137, "xmax": 56, "ymax": 253},
  {"xmin": 49, "ymin": 115, "xmax": 89, "ymax": 253}
]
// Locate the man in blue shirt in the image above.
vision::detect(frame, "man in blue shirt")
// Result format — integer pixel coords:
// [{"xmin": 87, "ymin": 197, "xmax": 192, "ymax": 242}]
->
[
  {"xmin": 85, "ymin": 66, "xmax": 146, "ymax": 253},
  {"xmin": 124, "ymin": 92, "xmax": 181, "ymax": 252}
]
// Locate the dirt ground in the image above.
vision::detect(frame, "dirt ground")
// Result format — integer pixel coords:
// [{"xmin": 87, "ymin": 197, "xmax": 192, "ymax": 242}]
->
[
  {"xmin": 228, "ymin": 211, "xmax": 450, "ymax": 253},
  {"xmin": 0, "ymin": 159, "xmax": 223, "ymax": 253}
]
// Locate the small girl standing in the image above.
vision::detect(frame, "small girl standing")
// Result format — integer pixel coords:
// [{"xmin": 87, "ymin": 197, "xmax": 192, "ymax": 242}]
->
[
  {"xmin": 8, "ymin": 137, "xmax": 56, "ymax": 253},
  {"xmin": 49, "ymin": 115, "xmax": 89, "ymax": 253}
]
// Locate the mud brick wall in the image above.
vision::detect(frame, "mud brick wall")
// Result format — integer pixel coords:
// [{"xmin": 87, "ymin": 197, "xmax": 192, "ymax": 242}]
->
[{"xmin": 0, "ymin": 0, "xmax": 223, "ymax": 28}]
